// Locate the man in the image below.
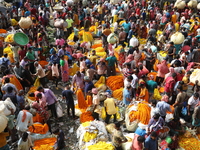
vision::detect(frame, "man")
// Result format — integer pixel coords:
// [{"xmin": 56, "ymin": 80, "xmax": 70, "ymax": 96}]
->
[
  {"xmin": 156, "ymin": 95, "xmax": 172, "ymax": 120},
  {"xmin": 188, "ymin": 93, "xmax": 199, "ymax": 116},
  {"xmin": 37, "ymin": 86, "xmax": 57, "ymax": 119},
  {"xmin": 21, "ymin": 64, "xmax": 34, "ymax": 92},
  {"xmin": 18, "ymin": 132, "xmax": 33, "ymax": 150},
  {"xmin": 20, "ymin": 56, "xmax": 29, "ymax": 68},
  {"xmin": 144, "ymin": 131, "xmax": 158, "ymax": 150},
  {"xmin": 89, "ymin": 50, "xmax": 99, "ymax": 66},
  {"xmin": 146, "ymin": 75, "xmax": 158, "ymax": 98},
  {"xmin": 123, "ymin": 84, "xmax": 132, "ymax": 105},
  {"xmin": 173, "ymin": 85, "xmax": 187, "ymax": 120},
  {"xmin": 13, "ymin": 62, "xmax": 24, "ymax": 84},
  {"xmin": 16, "ymin": 105, "xmax": 34, "ymax": 137},
  {"xmin": 106, "ymin": 52, "xmax": 118, "ymax": 76},
  {"xmin": 26, "ymin": 47, "xmax": 35, "ymax": 74},
  {"xmin": 112, "ymin": 122, "xmax": 127, "ymax": 150},
  {"xmin": 72, "ymin": 71, "xmax": 84, "ymax": 90},
  {"xmin": 0, "ymin": 127, "xmax": 10, "ymax": 150},
  {"xmin": 62, "ymin": 84, "xmax": 75, "ymax": 119},
  {"xmin": 66, "ymin": 15, "xmax": 74, "ymax": 38},
  {"xmin": 84, "ymin": 76, "xmax": 95, "ymax": 96},
  {"xmin": 58, "ymin": 45, "xmax": 65, "ymax": 57},
  {"xmin": 132, "ymin": 134, "xmax": 145, "ymax": 150},
  {"xmin": 1, "ymin": 77, "xmax": 18, "ymax": 95},
  {"xmin": 34, "ymin": 61, "xmax": 46, "ymax": 87},
  {"xmin": 0, "ymin": 53, "xmax": 11, "ymax": 71},
  {"xmin": 131, "ymin": 69, "xmax": 139, "ymax": 98},
  {"xmin": 11, "ymin": 44, "xmax": 21, "ymax": 62},
  {"xmin": 104, "ymin": 91, "xmax": 117, "ymax": 124},
  {"xmin": 53, "ymin": 129, "xmax": 65, "ymax": 150},
  {"xmin": 17, "ymin": 90, "xmax": 25, "ymax": 110},
  {"xmin": 119, "ymin": 28, "xmax": 127, "ymax": 45}
]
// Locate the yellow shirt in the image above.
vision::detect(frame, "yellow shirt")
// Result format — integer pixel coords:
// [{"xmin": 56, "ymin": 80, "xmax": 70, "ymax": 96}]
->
[
  {"xmin": 97, "ymin": 5, "xmax": 103, "ymax": 14},
  {"xmin": 90, "ymin": 55, "xmax": 98, "ymax": 66},
  {"xmin": 0, "ymin": 132, "xmax": 9, "ymax": 148},
  {"xmin": 104, "ymin": 98, "xmax": 117, "ymax": 115},
  {"xmin": 182, "ymin": 76, "xmax": 189, "ymax": 91}
]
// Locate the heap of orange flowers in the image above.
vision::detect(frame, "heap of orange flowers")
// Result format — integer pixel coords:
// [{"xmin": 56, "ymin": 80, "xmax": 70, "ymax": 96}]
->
[
  {"xmin": 113, "ymin": 88, "xmax": 123, "ymax": 100},
  {"xmin": 80, "ymin": 111, "xmax": 94, "ymax": 123},
  {"xmin": 129, "ymin": 102, "xmax": 151, "ymax": 125},
  {"xmin": 106, "ymin": 75, "xmax": 124, "ymax": 91}
]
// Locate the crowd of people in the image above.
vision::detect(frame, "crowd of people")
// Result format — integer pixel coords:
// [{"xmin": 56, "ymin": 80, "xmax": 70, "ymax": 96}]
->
[{"xmin": 0, "ymin": 0, "xmax": 200, "ymax": 150}]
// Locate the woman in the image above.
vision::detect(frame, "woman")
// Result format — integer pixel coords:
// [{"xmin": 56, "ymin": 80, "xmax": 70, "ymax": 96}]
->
[
  {"xmin": 138, "ymin": 83, "xmax": 149, "ymax": 102},
  {"xmin": 156, "ymin": 60, "xmax": 169, "ymax": 85},
  {"xmin": 96, "ymin": 58, "xmax": 107, "ymax": 80},
  {"xmin": 51, "ymin": 62, "xmax": 59, "ymax": 88},
  {"xmin": 92, "ymin": 88, "xmax": 101, "ymax": 120},
  {"xmin": 164, "ymin": 67, "xmax": 175, "ymax": 80},
  {"xmin": 119, "ymin": 44, "xmax": 126, "ymax": 68},
  {"xmin": 145, "ymin": 48, "xmax": 155, "ymax": 72},
  {"xmin": 60, "ymin": 55, "xmax": 69, "ymax": 82},
  {"xmin": 147, "ymin": 114, "xmax": 165, "ymax": 134}
]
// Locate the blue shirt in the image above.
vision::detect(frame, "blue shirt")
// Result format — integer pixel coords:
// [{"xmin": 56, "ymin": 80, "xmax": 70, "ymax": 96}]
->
[
  {"xmin": 123, "ymin": 88, "xmax": 131, "ymax": 105},
  {"xmin": 84, "ymin": 81, "xmax": 95, "ymax": 94},
  {"xmin": 16, "ymin": 95, "xmax": 25, "ymax": 108},
  {"xmin": 50, "ymin": 54, "xmax": 59, "ymax": 64},
  {"xmin": 144, "ymin": 135, "xmax": 158, "ymax": 150},
  {"xmin": 156, "ymin": 101, "xmax": 171, "ymax": 116},
  {"xmin": 122, "ymin": 22, "xmax": 131, "ymax": 33}
]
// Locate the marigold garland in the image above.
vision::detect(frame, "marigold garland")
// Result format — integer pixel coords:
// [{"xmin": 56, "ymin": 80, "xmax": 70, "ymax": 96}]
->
[
  {"xmin": 113, "ymin": 88, "xmax": 123, "ymax": 100},
  {"xmin": 106, "ymin": 75, "xmax": 124, "ymax": 91},
  {"xmin": 129, "ymin": 103, "xmax": 151, "ymax": 125},
  {"xmin": 80, "ymin": 111, "xmax": 94, "ymax": 123},
  {"xmin": 76, "ymin": 89, "xmax": 88, "ymax": 109}
]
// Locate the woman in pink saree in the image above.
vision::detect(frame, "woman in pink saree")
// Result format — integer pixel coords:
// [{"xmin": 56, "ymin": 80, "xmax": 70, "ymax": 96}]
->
[{"xmin": 60, "ymin": 55, "xmax": 69, "ymax": 82}]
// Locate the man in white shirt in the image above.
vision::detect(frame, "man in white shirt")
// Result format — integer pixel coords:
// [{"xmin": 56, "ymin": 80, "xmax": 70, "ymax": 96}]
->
[
  {"xmin": 16, "ymin": 105, "xmax": 34, "ymax": 137},
  {"xmin": 18, "ymin": 132, "xmax": 33, "ymax": 150},
  {"xmin": 188, "ymin": 93, "xmax": 199, "ymax": 116},
  {"xmin": 131, "ymin": 69, "xmax": 139, "ymax": 98},
  {"xmin": 34, "ymin": 61, "xmax": 47, "ymax": 87}
]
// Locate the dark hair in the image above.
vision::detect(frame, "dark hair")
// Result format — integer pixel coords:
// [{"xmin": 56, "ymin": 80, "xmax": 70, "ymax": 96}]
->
[
  {"xmin": 139, "ymin": 65, "xmax": 143, "ymax": 70},
  {"xmin": 7, "ymin": 86, "xmax": 13, "ymax": 93},
  {"xmin": 177, "ymin": 85, "xmax": 183, "ymax": 91},
  {"xmin": 22, "ymin": 132, "xmax": 29, "ymax": 140},
  {"xmin": 127, "ymin": 75, "xmax": 133, "ymax": 80},
  {"xmin": 194, "ymin": 93, "xmax": 199, "ymax": 98},
  {"xmin": 3, "ymin": 53, "xmax": 8, "ymax": 57},
  {"xmin": 36, "ymin": 93, "xmax": 42, "ymax": 98},
  {"xmin": 153, "ymin": 113, "xmax": 160, "ymax": 120},
  {"xmin": 37, "ymin": 86, "xmax": 43, "ymax": 91},
  {"xmin": 4, "ymin": 77, "xmax": 10, "ymax": 83},
  {"xmin": 151, "ymin": 131, "xmax": 157, "ymax": 138},
  {"xmin": 137, "ymin": 136, "xmax": 145, "ymax": 142},
  {"xmin": 172, "ymin": 73, "xmax": 177, "ymax": 78},
  {"xmin": 151, "ymin": 99, "xmax": 157, "ymax": 105},
  {"xmin": 29, "ymin": 93, "xmax": 35, "ymax": 97},
  {"xmin": 24, "ymin": 105, "xmax": 30, "ymax": 110}
]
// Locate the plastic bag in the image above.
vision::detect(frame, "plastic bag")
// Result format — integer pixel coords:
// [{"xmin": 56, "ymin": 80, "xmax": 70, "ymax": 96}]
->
[
  {"xmin": 34, "ymin": 77, "xmax": 40, "ymax": 87},
  {"xmin": 56, "ymin": 102, "xmax": 63, "ymax": 118},
  {"xmin": 181, "ymin": 107, "xmax": 187, "ymax": 116}
]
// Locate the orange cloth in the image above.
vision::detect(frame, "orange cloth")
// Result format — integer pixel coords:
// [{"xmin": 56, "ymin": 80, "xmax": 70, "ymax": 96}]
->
[
  {"xmin": 29, "ymin": 123, "xmax": 49, "ymax": 134},
  {"xmin": 33, "ymin": 138, "xmax": 56, "ymax": 150},
  {"xmin": 139, "ymin": 88, "xmax": 149, "ymax": 102},
  {"xmin": 33, "ymin": 113, "xmax": 43, "ymax": 123},
  {"xmin": 2, "ymin": 74, "xmax": 23, "ymax": 91}
]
